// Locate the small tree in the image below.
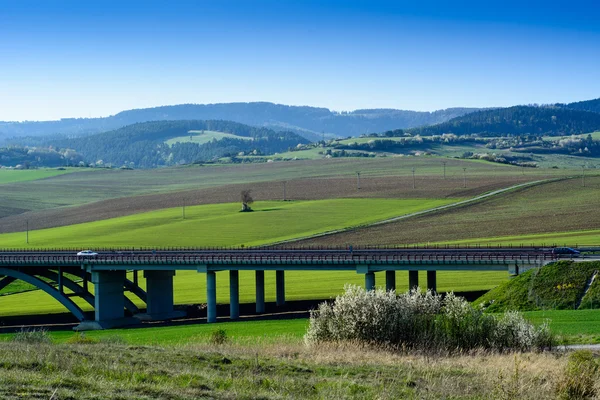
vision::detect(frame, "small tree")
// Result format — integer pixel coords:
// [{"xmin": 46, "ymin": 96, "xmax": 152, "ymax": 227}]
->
[{"xmin": 240, "ymin": 190, "xmax": 254, "ymax": 212}]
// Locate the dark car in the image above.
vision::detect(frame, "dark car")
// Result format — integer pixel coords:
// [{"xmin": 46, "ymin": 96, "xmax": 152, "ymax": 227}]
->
[{"xmin": 551, "ymin": 247, "xmax": 580, "ymax": 257}]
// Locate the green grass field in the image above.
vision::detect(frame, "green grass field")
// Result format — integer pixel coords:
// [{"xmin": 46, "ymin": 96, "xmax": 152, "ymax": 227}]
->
[
  {"xmin": 0, "ymin": 157, "xmax": 548, "ymax": 219},
  {"xmin": 0, "ymin": 198, "xmax": 455, "ymax": 248},
  {"xmin": 269, "ymin": 147, "xmax": 327, "ymax": 160},
  {"xmin": 0, "ymin": 269, "xmax": 508, "ymax": 317},
  {"xmin": 165, "ymin": 130, "xmax": 252, "ymax": 146},
  {"xmin": 0, "ymin": 168, "xmax": 76, "ymax": 184},
  {"xmin": 0, "ymin": 319, "xmax": 309, "ymax": 345},
  {"xmin": 0, "ymin": 197, "xmax": 517, "ymax": 318},
  {"xmin": 1, "ymin": 308, "xmax": 598, "ymax": 345},
  {"xmin": 542, "ymin": 131, "xmax": 600, "ymax": 141},
  {"xmin": 448, "ymin": 229, "xmax": 600, "ymax": 246},
  {"xmin": 524, "ymin": 309, "xmax": 600, "ymax": 343}
]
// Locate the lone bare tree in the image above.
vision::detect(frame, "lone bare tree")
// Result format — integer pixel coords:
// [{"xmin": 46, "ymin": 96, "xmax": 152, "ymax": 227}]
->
[{"xmin": 240, "ymin": 189, "xmax": 254, "ymax": 212}]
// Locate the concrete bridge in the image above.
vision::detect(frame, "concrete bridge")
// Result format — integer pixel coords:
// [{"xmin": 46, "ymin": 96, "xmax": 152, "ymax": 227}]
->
[{"xmin": 0, "ymin": 247, "xmax": 559, "ymax": 330}]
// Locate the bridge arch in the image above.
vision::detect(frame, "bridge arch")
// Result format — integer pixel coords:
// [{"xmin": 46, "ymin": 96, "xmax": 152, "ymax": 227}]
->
[{"xmin": 0, "ymin": 268, "xmax": 86, "ymax": 321}]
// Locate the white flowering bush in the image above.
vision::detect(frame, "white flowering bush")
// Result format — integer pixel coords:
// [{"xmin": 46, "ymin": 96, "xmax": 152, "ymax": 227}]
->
[{"xmin": 305, "ymin": 285, "xmax": 554, "ymax": 352}]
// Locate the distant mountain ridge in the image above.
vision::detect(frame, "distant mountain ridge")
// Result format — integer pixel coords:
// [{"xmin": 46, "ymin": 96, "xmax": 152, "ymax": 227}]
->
[{"xmin": 0, "ymin": 102, "xmax": 481, "ymax": 142}]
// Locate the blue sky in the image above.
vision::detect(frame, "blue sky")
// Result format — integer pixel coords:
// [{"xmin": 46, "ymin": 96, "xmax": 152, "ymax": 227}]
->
[{"xmin": 1, "ymin": 0, "xmax": 599, "ymax": 121}]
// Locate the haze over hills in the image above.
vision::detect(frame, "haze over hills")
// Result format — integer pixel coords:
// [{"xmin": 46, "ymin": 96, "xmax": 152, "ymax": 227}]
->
[
  {"xmin": 2, "ymin": 97, "xmax": 600, "ymax": 169},
  {"xmin": 0, "ymin": 102, "xmax": 481, "ymax": 142},
  {"xmin": 1, "ymin": 98, "xmax": 599, "ymax": 144}
]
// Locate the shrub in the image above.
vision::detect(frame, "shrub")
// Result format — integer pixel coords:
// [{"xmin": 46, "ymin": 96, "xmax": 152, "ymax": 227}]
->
[
  {"xmin": 210, "ymin": 329, "xmax": 228, "ymax": 345},
  {"xmin": 12, "ymin": 328, "xmax": 52, "ymax": 344},
  {"xmin": 555, "ymin": 350, "xmax": 599, "ymax": 399},
  {"xmin": 305, "ymin": 285, "xmax": 554, "ymax": 352}
]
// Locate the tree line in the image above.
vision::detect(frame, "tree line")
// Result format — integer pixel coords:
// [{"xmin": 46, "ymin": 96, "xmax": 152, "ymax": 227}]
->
[{"xmin": 405, "ymin": 106, "xmax": 600, "ymax": 137}]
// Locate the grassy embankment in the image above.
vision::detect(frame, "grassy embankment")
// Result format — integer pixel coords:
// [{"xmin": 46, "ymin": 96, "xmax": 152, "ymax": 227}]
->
[
  {"xmin": 474, "ymin": 261, "xmax": 600, "ymax": 343},
  {"xmin": 476, "ymin": 261, "xmax": 600, "ymax": 312}
]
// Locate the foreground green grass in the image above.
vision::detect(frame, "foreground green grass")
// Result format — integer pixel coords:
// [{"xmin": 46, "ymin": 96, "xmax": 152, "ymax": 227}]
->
[
  {"xmin": 1, "ymin": 319, "xmax": 309, "ymax": 345},
  {"xmin": 1, "ymin": 307, "xmax": 599, "ymax": 346},
  {"xmin": 525, "ymin": 309, "xmax": 600, "ymax": 344},
  {"xmin": 0, "ymin": 168, "xmax": 76, "ymax": 184},
  {"xmin": 0, "ymin": 198, "xmax": 455, "ymax": 248}
]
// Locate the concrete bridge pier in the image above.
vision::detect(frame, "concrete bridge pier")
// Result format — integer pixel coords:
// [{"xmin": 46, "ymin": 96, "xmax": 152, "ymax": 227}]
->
[
  {"xmin": 276, "ymin": 270, "xmax": 285, "ymax": 306},
  {"xmin": 137, "ymin": 270, "xmax": 185, "ymax": 321},
  {"xmin": 76, "ymin": 270, "xmax": 137, "ymax": 330},
  {"xmin": 207, "ymin": 271, "xmax": 217, "ymax": 323},
  {"xmin": 230, "ymin": 270, "xmax": 239, "ymax": 320},
  {"xmin": 409, "ymin": 270, "xmax": 419, "ymax": 290},
  {"xmin": 385, "ymin": 271, "xmax": 396, "ymax": 291},
  {"xmin": 255, "ymin": 270, "xmax": 265, "ymax": 313},
  {"xmin": 427, "ymin": 271, "xmax": 437, "ymax": 293},
  {"xmin": 365, "ymin": 272, "xmax": 375, "ymax": 291}
]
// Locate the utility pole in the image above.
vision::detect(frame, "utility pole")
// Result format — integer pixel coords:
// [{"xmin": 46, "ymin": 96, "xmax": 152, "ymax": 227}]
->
[
  {"xmin": 282, "ymin": 181, "xmax": 287, "ymax": 201},
  {"xmin": 26, "ymin": 220, "xmax": 29, "ymax": 244},
  {"xmin": 412, "ymin": 168, "xmax": 415, "ymax": 189},
  {"xmin": 462, "ymin": 168, "xmax": 467, "ymax": 188},
  {"xmin": 442, "ymin": 161, "xmax": 447, "ymax": 179},
  {"xmin": 582, "ymin": 165, "xmax": 586, "ymax": 187},
  {"xmin": 356, "ymin": 172, "xmax": 361, "ymax": 190}
]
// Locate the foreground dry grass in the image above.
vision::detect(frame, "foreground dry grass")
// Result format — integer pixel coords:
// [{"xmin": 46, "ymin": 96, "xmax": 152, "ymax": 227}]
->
[{"xmin": 0, "ymin": 339, "xmax": 592, "ymax": 399}]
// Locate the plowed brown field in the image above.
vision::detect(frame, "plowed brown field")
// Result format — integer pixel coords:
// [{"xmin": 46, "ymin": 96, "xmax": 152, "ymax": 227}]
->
[
  {"xmin": 296, "ymin": 176, "xmax": 600, "ymax": 246},
  {"xmin": 0, "ymin": 173, "xmax": 545, "ymax": 234}
]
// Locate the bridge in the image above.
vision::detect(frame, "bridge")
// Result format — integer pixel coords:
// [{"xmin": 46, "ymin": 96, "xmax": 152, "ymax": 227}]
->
[{"xmin": 0, "ymin": 247, "xmax": 564, "ymax": 330}]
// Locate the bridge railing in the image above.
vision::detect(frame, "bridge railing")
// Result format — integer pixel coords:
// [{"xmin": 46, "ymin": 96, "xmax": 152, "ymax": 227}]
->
[{"xmin": 0, "ymin": 243, "xmax": 596, "ymax": 253}]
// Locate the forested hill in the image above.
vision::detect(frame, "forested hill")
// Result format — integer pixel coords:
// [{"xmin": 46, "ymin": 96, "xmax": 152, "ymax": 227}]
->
[
  {"xmin": 561, "ymin": 98, "xmax": 600, "ymax": 114},
  {"xmin": 0, "ymin": 102, "xmax": 479, "ymax": 141},
  {"xmin": 50, "ymin": 120, "xmax": 308, "ymax": 168},
  {"xmin": 406, "ymin": 106, "xmax": 600, "ymax": 136}
]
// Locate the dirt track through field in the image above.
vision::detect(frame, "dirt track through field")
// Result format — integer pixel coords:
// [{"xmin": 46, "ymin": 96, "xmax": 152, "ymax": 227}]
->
[{"xmin": 0, "ymin": 174, "xmax": 539, "ymax": 234}]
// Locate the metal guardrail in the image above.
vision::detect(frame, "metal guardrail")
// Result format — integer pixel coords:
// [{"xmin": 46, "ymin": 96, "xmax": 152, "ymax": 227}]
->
[
  {"xmin": 0, "ymin": 249, "xmax": 558, "ymax": 266},
  {"xmin": 0, "ymin": 244, "xmax": 596, "ymax": 252}
]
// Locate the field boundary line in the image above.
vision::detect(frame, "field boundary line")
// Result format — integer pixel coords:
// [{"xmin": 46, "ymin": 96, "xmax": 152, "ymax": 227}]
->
[{"xmin": 265, "ymin": 176, "xmax": 572, "ymax": 247}]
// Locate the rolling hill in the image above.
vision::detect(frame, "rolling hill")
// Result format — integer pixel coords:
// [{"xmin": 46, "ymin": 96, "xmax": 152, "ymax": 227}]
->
[
  {"xmin": 560, "ymin": 97, "xmax": 600, "ymax": 114},
  {"xmin": 407, "ymin": 105, "xmax": 600, "ymax": 136},
  {"xmin": 0, "ymin": 102, "xmax": 480, "ymax": 141},
  {"xmin": 50, "ymin": 120, "xmax": 308, "ymax": 168}
]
